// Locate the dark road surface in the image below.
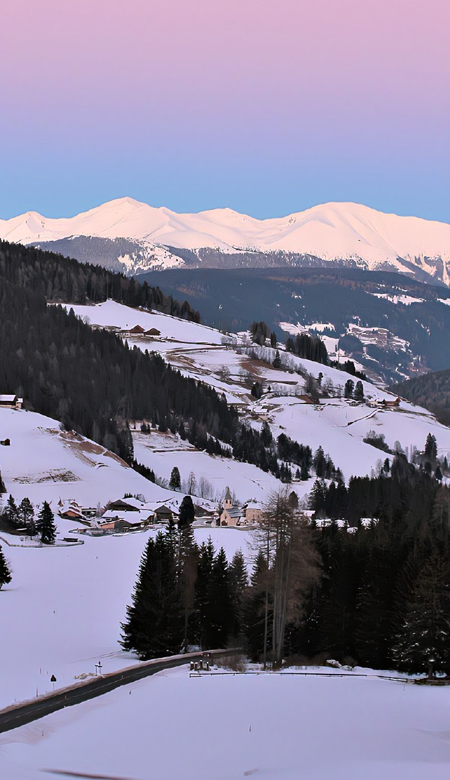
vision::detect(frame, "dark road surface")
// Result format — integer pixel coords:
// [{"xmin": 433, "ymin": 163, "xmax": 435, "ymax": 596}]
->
[{"xmin": 0, "ymin": 648, "xmax": 238, "ymax": 734}]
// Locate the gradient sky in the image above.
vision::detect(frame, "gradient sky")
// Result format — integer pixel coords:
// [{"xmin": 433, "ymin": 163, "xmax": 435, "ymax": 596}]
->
[{"xmin": 1, "ymin": 0, "xmax": 449, "ymax": 221}]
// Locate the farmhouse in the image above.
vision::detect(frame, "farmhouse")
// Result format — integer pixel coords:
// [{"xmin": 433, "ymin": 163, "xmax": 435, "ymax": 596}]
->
[
  {"xmin": 120, "ymin": 325, "xmax": 146, "ymax": 338},
  {"xmin": 99, "ymin": 508, "xmax": 154, "ymax": 531},
  {"xmin": 0, "ymin": 395, "xmax": 23, "ymax": 410}
]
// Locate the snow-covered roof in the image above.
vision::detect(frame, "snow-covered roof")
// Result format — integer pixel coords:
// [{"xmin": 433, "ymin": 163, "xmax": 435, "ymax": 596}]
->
[
  {"xmin": 223, "ymin": 507, "xmax": 243, "ymax": 519},
  {"xmin": 102, "ymin": 509, "xmax": 155, "ymax": 522},
  {"xmin": 0, "ymin": 395, "xmax": 17, "ymax": 402}
]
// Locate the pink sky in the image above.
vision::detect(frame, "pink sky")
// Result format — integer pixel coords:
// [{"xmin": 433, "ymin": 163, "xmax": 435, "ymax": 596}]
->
[{"xmin": 1, "ymin": 0, "xmax": 449, "ymax": 219}]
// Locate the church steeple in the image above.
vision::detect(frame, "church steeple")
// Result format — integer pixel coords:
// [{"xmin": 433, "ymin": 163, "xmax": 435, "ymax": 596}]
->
[{"xmin": 223, "ymin": 486, "xmax": 233, "ymax": 509}]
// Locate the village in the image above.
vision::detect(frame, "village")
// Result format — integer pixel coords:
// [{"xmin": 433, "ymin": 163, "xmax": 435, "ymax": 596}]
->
[{"xmin": 58, "ymin": 485, "xmax": 263, "ymax": 536}]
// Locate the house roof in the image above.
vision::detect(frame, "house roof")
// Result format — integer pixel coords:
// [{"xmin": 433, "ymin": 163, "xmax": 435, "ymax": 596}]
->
[
  {"xmin": 223, "ymin": 507, "xmax": 242, "ymax": 519},
  {"xmin": 108, "ymin": 497, "xmax": 145, "ymax": 511},
  {"xmin": 101, "ymin": 509, "xmax": 153, "ymax": 525},
  {"xmin": 127, "ymin": 325, "xmax": 145, "ymax": 334},
  {"xmin": 0, "ymin": 395, "xmax": 17, "ymax": 403}
]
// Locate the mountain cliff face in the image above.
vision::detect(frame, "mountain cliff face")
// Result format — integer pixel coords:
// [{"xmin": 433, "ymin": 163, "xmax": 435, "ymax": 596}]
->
[{"xmin": 1, "ymin": 197, "xmax": 450, "ymax": 283}]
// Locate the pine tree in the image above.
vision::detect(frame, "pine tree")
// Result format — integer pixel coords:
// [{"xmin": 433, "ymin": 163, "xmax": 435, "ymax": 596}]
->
[
  {"xmin": 0, "ymin": 544, "xmax": 12, "ymax": 589},
  {"xmin": 18, "ymin": 497, "xmax": 35, "ymax": 535},
  {"xmin": 0, "ymin": 469, "xmax": 6, "ymax": 494},
  {"xmin": 175, "ymin": 524, "xmax": 199, "ymax": 651},
  {"xmin": 203, "ymin": 548, "xmax": 233, "ymax": 648},
  {"xmin": 354, "ymin": 381, "xmax": 364, "ymax": 402},
  {"xmin": 424, "ymin": 433, "xmax": 438, "ymax": 462},
  {"xmin": 392, "ymin": 552, "xmax": 450, "ymax": 675},
  {"xmin": 36, "ymin": 501, "xmax": 56, "ymax": 544},
  {"xmin": 169, "ymin": 466, "xmax": 181, "ymax": 491},
  {"xmin": 178, "ymin": 495, "xmax": 195, "ymax": 528},
  {"xmin": 344, "ymin": 379, "xmax": 354, "ymax": 399},
  {"xmin": 121, "ymin": 532, "xmax": 183, "ymax": 658},
  {"xmin": 272, "ymin": 350, "xmax": 281, "ymax": 369},
  {"xmin": 194, "ymin": 538, "xmax": 216, "ymax": 646},
  {"xmin": 244, "ymin": 550, "xmax": 270, "ymax": 661},
  {"xmin": 3, "ymin": 495, "xmax": 19, "ymax": 528},
  {"xmin": 228, "ymin": 549, "xmax": 248, "ymax": 638}
]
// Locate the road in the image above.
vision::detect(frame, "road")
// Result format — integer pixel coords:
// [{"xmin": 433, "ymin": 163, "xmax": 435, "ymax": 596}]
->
[{"xmin": 0, "ymin": 648, "xmax": 238, "ymax": 734}]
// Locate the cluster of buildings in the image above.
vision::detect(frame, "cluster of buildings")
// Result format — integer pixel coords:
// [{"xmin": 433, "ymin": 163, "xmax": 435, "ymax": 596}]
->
[
  {"xmin": 58, "ymin": 487, "xmax": 263, "ymax": 535},
  {"xmin": 59, "ymin": 496, "xmax": 179, "ymax": 533},
  {"xmin": 218, "ymin": 487, "xmax": 263, "ymax": 527},
  {"xmin": 99, "ymin": 324, "xmax": 161, "ymax": 339}
]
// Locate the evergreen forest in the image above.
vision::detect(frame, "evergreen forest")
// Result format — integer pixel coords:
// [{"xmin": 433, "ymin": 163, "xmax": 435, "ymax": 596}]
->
[{"xmin": 123, "ymin": 467, "xmax": 450, "ymax": 676}]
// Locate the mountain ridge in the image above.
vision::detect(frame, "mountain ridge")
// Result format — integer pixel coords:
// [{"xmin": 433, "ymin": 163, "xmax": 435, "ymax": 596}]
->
[{"xmin": 2, "ymin": 198, "xmax": 450, "ymax": 283}]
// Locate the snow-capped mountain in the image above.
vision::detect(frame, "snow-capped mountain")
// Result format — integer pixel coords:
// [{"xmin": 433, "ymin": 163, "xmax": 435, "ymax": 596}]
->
[{"xmin": 2, "ymin": 197, "xmax": 450, "ymax": 283}]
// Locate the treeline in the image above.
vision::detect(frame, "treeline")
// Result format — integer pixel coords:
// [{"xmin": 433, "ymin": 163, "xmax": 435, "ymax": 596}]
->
[
  {"xmin": 286, "ymin": 332, "xmax": 328, "ymax": 365},
  {"xmin": 0, "ymin": 271, "xmax": 237, "ymax": 462},
  {"xmin": 123, "ymin": 470, "xmax": 450, "ymax": 674},
  {"xmin": 251, "ymin": 320, "xmax": 365, "ymax": 380},
  {"xmin": 392, "ymin": 367, "xmax": 450, "ymax": 428},
  {"xmin": 294, "ymin": 466, "xmax": 450, "ymax": 673},
  {"xmin": 310, "ymin": 449, "xmax": 446, "ymax": 524},
  {"xmin": 0, "ymin": 240, "xmax": 200, "ymax": 321},
  {"xmin": 121, "ymin": 528, "xmax": 248, "ymax": 657}
]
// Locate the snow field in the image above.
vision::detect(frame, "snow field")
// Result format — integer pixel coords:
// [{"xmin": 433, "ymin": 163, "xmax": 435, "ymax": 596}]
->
[
  {"xmin": 2, "ymin": 666, "xmax": 450, "ymax": 780},
  {"xmin": 0, "ymin": 528, "xmax": 252, "ymax": 710},
  {"xmin": 3, "ymin": 197, "xmax": 450, "ymax": 269},
  {"xmin": 0, "ymin": 407, "xmax": 171, "ymax": 507},
  {"xmin": 133, "ymin": 431, "xmax": 284, "ymax": 504}
]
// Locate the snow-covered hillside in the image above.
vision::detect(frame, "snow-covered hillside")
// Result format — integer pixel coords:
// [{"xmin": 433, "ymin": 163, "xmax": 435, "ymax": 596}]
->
[
  {"xmin": 0, "ymin": 407, "xmax": 170, "ymax": 508},
  {"xmin": 0, "ymin": 526, "xmax": 251, "ymax": 710},
  {"xmin": 63, "ymin": 301, "xmax": 450, "ymax": 490},
  {"xmin": 2, "ymin": 665, "xmax": 450, "ymax": 780},
  {"xmin": 2, "ymin": 197, "xmax": 450, "ymax": 282}
]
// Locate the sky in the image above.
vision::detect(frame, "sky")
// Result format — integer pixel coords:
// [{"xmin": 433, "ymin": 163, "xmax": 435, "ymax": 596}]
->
[{"xmin": 1, "ymin": 0, "xmax": 449, "ymax": 222}]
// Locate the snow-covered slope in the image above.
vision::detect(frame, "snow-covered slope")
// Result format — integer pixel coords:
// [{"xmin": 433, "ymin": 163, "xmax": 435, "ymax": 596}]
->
[
  {"xmin": 64, "ymin": 301, "xmax": 450, "ymax": 489},
  {"xmin": 0, "ymin": 407, "xmax": 174, "ymax": 508},
  {"xmin": 2, "ymin": 197, "xmax": 450, "ymax": 282}
]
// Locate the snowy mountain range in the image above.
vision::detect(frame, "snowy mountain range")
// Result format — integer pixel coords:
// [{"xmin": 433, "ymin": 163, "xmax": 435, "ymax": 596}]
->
[{"xmin": 1, "ymin": 197, "xmax": 450, "ymax": 284}]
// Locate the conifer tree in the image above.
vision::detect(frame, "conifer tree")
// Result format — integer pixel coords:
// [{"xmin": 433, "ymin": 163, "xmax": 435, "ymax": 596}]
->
[
  {"xmin": 272, "ymin": 350, "xmax": 281, "ymax": 369},
  {"xmin": 178, "ymin": 495, "xmax": 195, "ymax": 528},
  {"xmin": 392, "ymin": 552, "xmax": 450, "ymax": 675},
  {"xmin": 0, "ymin": 544, "xmax": 12, "ymax": 589},
  {"xmin": 228, "ymin": 549, "xmax": 248, "ymax": 638},
  {"xmin": 0, "ymin": 469, "xmax": 6, "ymax": 494},
  {"xmin": 36, "ymin": 501, "xmax": 56, "ymax": 544},
  {"xmin": 175, "ymin": 523, "xmax": 199, "ymax": 651},
  {"xmin": 194, "ymin": 538, "xmax": 216, "ymax": 646},
  {"xmin": 19, "ymin": 497, "xmax": 35, "ymax": 535},
  {"xmin": 424, "ymin": 433, "xmax": 438, "ymax": 462},
  {"xmin": 3, "ymin": 495, "xmax": 19, "ymax": 528},
  {"xmin": 203, "ymin": 547, "xmax": 233, "ymax": 648},
  {"xmin": 121, "ymin": 532, "xmax": 183, "ymax": 658},
  {"xmin": 344, "ymin": 379, "xmax": 354, "ymax": 399},
  {"xmin": 169, "ymin": 466, "xmax": 181, "ymax": 491},
  {"xmin": 244, "ymin": 550, "xmax": 270, "ymax": 660},
  {"xmin": 354, "ymin": 380, "xmax": 364, "ymax": 402}
]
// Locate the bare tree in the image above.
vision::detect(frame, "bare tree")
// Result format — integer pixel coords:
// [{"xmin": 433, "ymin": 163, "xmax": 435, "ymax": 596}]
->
[{"xmin": 256, "ymin": 489, "xmax": 320, "ymax": 666}]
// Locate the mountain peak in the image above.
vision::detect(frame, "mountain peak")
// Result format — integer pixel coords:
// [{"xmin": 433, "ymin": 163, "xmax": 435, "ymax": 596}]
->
[{"xmin": 1, "ymin": 199, "xmax": 450, "ymax": 283}]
